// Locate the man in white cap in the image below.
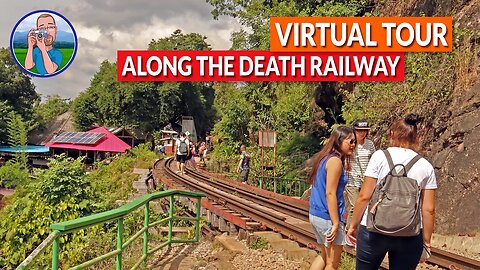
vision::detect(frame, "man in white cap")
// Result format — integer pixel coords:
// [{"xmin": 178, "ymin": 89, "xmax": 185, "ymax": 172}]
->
[{"xmin": 345, "ymin": 120, "xmax": 376, "ymax": 233}]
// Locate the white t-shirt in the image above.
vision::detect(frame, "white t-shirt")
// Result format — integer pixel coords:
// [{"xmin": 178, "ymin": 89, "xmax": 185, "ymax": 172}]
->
[
  {"xmin": 348, "ymin": 139, "xmax": 376, "ymax": 187},
  {"xmin": 360, "ymin": 147, "xmax": 437, "ymax": 226},
  {"xmin": 176, "ymin": 137, "xmax": 190, "ymax": 155}
]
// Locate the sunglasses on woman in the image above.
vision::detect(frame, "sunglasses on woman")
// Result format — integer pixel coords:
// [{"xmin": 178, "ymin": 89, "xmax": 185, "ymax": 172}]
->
[{"xmin": 346, "ymin": 139, "xmax": 356, "ymax": 145}]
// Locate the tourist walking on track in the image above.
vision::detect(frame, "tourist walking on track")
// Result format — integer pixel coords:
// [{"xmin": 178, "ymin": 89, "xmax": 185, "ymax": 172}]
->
[
  {"xmin": 237, "ymin": 145, "xmax": 251, "ymax": 183},
  {"xmin": 186, "ymin": 141, "xmax": 198, "ymax": 171},
  {"xmin": 309, "ymin": 126, "xmax": 356, "ymax": 270},
  {"xmin": 174, "ymin": 132, "xmax": 190, "ymax": 175},
  {"xmin": 345, "ymin": 120, "xmax": 376, "ymax": 231},
  {"xmin": 347, "ymin": 114, "xmax": 437, "ymax": 270}
]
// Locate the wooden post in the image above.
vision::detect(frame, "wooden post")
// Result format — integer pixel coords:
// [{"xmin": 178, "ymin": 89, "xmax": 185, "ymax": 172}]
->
[
  {"xmin": 273, "ymin": 141, "xmax": 277, "ymax": 180},
  {"xmin": 261, "ymin": 132, "xmax": 264, "ymax": 180}
]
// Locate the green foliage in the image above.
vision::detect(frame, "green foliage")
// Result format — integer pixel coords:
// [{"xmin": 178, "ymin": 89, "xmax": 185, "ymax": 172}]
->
[
  {"xmin": 0, "ymin": 48, "xmax": 39, "ymax": 144},
  {"xmin": 149, "ymin": 29, "xmax": 211, "ymax": 51},
  {"xmin": 0, "ymin": 112, "xmax": 30, "ymax": 188},
  {"xmin": 72, "ymin": 30, "xmax": 215, "ymax": 136},
  {"xmin": 212, "ymin": 84, "xmax": 251, "ymax": 144},
  {"xmin": 0, "ymin": 101, "xmax": 15, "ymax": 145},
  {"xmin": 340, "ymin": 252, "xmax": 356, "ymax": 270},
  {"xmin": 207, "ymin": 0, "xmax": 367, "ymax": 180},
  {"xmin": 0, "ymin": 160, "xmax": 29, "ymax": 188},
  {"xmin": 130, "ymin": 143, "xmax": 160, "ymax": 169},
  {"xmin": 0, "ymin": 145, "xmax": 159, "ymax": 268},
  {"xmin": 208, "ymin": 0, "xmax": 374, "ymax": 50},
  {"xmin": 271, "ymin": 82, "xmax": 314, "ymax": 136},
  {"xmin": 248, "ymin": 237, "xmax": 269, "ymax": 250},
  {"xmin": 0, "ymin": 155, "xmax": 97, "ymax": 268},
  {"xmin": 6, "ymin": 112, "xmax": 28, "ymax": 166},
  {"xmin": 277, "ymin": 132, "xmax": 320, "ymax": 178},
  {"xmin": 35, "ymin": 154, "xmax": 91, "ymax": 205},
  {"xmin": 34, "ymin": 95, "xmax": 70, "ymax": 129},
  {"xmin": 342, "ymin": 52, "xmax": 455, "ymax": 140},
  {"xmin": 210, "ymin": 81, "xmax": 319, "ymax": 182}
]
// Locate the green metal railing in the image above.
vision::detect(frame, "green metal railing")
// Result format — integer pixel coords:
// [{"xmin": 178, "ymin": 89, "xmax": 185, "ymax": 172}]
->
[
  {"xmin": 255, "ymin": 176, "xmax": 308, "ymax": 197},
  {"xmin": 17, "ymin": 189, "xmax": 204, "ymax": 270}
]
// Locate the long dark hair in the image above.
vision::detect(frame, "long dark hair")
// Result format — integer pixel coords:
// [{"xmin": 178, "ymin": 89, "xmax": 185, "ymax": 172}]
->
[
  {"xmin": 309, "ymin": 126, "xmax": 355, "ymax": 184},
  {"xmin": 389, "ymin": 114, "xmax": 419, "ymax": 150}
]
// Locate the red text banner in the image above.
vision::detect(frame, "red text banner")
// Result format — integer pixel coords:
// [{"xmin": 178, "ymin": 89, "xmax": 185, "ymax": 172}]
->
[{"xmin": 117, "ymin": 50, "xmax": 404, "ymax": 82}]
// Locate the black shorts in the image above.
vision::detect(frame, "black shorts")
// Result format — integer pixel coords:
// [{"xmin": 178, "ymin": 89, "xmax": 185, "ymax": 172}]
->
[
  {"xmin": 239, "ymin": 169, "xmax": 249, "ymax": 182},
  {"xmin": 176, "ymin": 154, "xmax": 187, "ymax": 163}
]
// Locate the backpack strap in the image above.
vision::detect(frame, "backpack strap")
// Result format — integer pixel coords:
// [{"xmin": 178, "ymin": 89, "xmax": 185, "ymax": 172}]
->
[
  {"xmin": 382, "ymin": 150, "xmax": 394, "ymax": 171},
  {"xmin": 401, "ymin": 155, "xmax": 422, "ymax": 175}
]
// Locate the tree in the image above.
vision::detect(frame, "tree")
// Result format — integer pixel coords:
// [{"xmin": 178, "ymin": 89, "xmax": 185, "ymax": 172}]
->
[
  {"xmin": 34, "ymin": 95, "xmax": 70, "ymax": 129},
  {"xmin": 0, "ymin": 101, "xmax": 15, "ymax": 145},
  {"xmin": 0, "ymin": 155, "xmax": 96, "ymax": 268},
  {"xmin": 0, "ymin": 112, "xmax": 30, "ymax": 188},
  {"xmin": 0, "ymin": 47, "xmax": 39, "ymax": 143},
  {"xmin": 205, "ymin": 1, "xmax": 371, "ymax": 177},
  {"xmin": 72, "ymin": 30, "xmax": 215, "ymax": 136}
]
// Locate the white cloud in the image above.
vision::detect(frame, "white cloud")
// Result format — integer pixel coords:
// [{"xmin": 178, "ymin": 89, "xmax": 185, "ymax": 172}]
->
[{"xmin": 1, "ymin": 0, "xmax": 241, "ymax": 99}]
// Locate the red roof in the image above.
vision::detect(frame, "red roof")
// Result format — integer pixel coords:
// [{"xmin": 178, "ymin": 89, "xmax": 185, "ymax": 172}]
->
[{"xmin": 45, "ymin": 127, "xmax": 131, "ymax": 153}]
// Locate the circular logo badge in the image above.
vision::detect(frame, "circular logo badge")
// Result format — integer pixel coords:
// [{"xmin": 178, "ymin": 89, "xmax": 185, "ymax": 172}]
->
[{"xmin": 10, "ymin": 10, "xmax": 78, "ymax": 77}]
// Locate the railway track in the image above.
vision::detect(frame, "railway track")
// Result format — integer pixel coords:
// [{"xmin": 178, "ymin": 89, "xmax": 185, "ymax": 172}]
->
[{"xmin": 153, "ymin": 158, "xmax": 480, "ymax": 270}]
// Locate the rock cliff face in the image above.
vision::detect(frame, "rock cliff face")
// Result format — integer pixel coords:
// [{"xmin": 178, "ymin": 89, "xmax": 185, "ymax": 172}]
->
[
  {"xmin": 381, "ymin": 0, "xmax": 480, "ymax": 234},
  {"xmin": 430, "ymin": 80, "xmax": 480, "ymax": 234},
  {"xmin": 311, "ymin": 1, "xmax": 480, "ymax": 234}
]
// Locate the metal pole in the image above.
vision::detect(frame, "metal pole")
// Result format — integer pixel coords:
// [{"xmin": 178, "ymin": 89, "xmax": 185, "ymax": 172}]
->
[
  {"xmin": 143, "ymin": 202, "xmax": 150, "ymax": 267},
  {"xmin": 51, "ymin": 237, "xmax": 59, "ymax": 270},
  {"xmin": 273, "ymin": 138, "xmax": 277, "ymax": 194},
  {"xmin": 261, "ymin": 132, "xmax": 264, "ymax": 180},
  {"xmin": 168, "ymin": 195, "xmax": 174, "ymax": 246},
  {"xmin": 116, "ymin": 218, "xmax": 123, "ymax": 270},
  {"xmin": 195, "ymin": 197, "xmax": 201, "ymax": 241}
]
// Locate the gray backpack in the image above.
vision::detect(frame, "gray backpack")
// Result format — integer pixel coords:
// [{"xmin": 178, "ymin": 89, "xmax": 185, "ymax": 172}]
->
[
  {"xmin": 178, "ymin": 138, "xmax": 188, "ymax": 155},
  {"xmin": 366, "ymin": 150, "xmax": 422, "ymax": 237}
]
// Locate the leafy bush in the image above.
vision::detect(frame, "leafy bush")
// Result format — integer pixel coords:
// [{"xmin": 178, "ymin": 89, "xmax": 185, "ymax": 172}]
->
[
  {"xmin": 88, "ymin": 144, "xmax": 158, "ymax": 208},
  {"xmin": 35, "ymin": 155, "xmax": 91, "ymax": 205},
  {"xmin": 130, "ymin": 143, "xmax": 160, "ymax": 169},
  {"xmin": 0, "ymin": 154, "xmax": 96, "ymax": 268},
  {"xmin": 0, "ymin": 145, "xmax": 159, "ymax": 268},
  {"xmin": 0, "ymin": 160, "xmax": 29, "ymax": 188},
  {"xmin": 248, "ymin": 237, "xmax": 269, "ymax": 250},
  {"xmin": 342, "ymin": 29, "xmax": 478, "ymax": 145}
]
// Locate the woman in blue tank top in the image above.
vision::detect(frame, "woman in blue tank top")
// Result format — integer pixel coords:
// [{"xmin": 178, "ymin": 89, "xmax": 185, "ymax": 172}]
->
[{"xmin": 309, "ymin": 126, "xmax": 356, "ymax": 270}]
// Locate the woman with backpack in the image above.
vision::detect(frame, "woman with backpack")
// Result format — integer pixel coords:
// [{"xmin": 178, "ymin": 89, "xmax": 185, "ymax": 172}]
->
[
  {"xmin": 186, "ymin": 142, "xmax": 198, "ymax": 171},
  {"xmin": 346, "ymin": 114, "xmax": 437, "ymax": 270},
  {"xmin": 309, "ymin": 126, "xmax": 356, "ymax": 270}
]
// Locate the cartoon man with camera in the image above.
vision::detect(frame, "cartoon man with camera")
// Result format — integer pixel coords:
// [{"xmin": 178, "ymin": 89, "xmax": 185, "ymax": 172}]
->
[{"xmin": 24, "ymin": 14, "xmax": 62, "ymax": 75}]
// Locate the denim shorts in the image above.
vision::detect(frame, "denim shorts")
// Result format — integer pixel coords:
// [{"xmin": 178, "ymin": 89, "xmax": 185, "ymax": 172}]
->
[
  {"xmin": 356, "ymin": 225, "xmax": 423, "ymax": 270},
  {"xmin": 309, "ymin": 214, "xmax": 346, "ymax": 247}
]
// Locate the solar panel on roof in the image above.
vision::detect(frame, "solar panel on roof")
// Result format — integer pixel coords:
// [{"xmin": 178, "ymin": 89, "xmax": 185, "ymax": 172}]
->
[{"xmin": 51, "ymin": 132, "xmax": 105, "ymax": 145}]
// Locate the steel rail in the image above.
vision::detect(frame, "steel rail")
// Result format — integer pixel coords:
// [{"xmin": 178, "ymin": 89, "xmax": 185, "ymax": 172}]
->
[
  {"xmin": 156, "ymin": 158, "xmax": 479, "ymax": 270},
  {"xmin": 184, "ymin": 167, "xmax": 309, "ymax": 221}
]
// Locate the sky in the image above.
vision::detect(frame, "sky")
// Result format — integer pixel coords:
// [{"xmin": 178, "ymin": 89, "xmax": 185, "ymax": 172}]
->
[{"xmin": 1, "ymin": 0, "xmax": 241, "ymax": 99}]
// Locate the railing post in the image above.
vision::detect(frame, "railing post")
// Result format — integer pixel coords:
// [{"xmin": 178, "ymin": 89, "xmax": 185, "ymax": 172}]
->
[
  {"xmin": 195, "ymin": 197, "xmax": 201, "ymax": 241},
  {"xmin": 168, "ymin": 195, "xmax": 174, "ymax": 246},
  {"xmin": 274, "ymin": 177, "xmax": 277, "ymax": 193},
  {"xmin": 51, "ymin": 237, "xmax": 59, "ymax": 270},
  {"xmin": 116, "ymin": 218, "xmax": 123, "ymax": 270},
  {"xmin": 143, "ymin": 201, "xmax": 150, "ymax": 267}
]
